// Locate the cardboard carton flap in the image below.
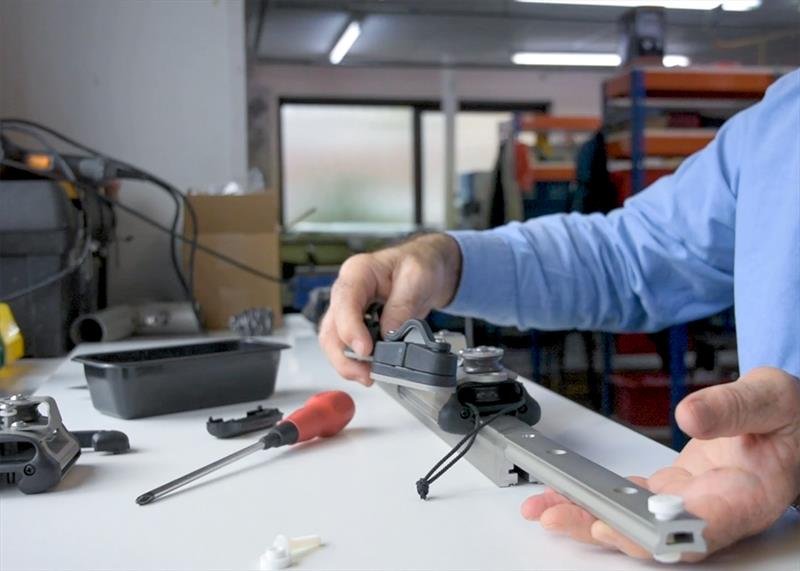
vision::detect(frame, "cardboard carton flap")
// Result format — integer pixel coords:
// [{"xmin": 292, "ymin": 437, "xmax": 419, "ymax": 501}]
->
[{"xmin": 186, "ymin": 192, "xmax": 279, "ymax": 234}]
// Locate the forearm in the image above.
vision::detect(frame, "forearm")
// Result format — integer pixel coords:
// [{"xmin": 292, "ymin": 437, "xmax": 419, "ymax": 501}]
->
[{"xmin": 444, "ymin": 204, "xmax": 733, "ymax": 332}]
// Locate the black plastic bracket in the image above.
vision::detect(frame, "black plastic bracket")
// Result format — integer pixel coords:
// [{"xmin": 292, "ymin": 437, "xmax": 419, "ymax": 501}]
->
[
  {"xmin": 372, "ymin": 319, "xmax": 458, "ymax": 391},
  {"xmin": 207, "ymin": 406, "xmax": 283, "ymax": 439}
]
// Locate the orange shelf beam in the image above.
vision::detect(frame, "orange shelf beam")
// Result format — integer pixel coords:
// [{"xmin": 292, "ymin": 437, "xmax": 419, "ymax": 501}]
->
[
  {"xmin": 529, "ymin": 163, "xmax": 576, "ymax": 183},
  {"xmin": 519, "ymin": 114, "xmax": 601, "ymax": 132},
  {"xmin": 605, "ymin": 68, "xmax": 779, "ymax": 100},
  {"xmin": 606, "ymin": 129, "xmax": 716, "ymax": 159}
]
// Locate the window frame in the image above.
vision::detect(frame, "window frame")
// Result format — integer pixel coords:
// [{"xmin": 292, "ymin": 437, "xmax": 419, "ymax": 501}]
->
[{"xmin": 278, "ymin": 97, "xmax": 549, "ymax": 226}]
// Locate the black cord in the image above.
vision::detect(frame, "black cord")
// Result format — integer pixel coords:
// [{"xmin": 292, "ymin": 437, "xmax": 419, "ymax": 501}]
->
[
  {"xmin": 120, "ymin": 170, "xmax": 198, "ymax": 325},
  {"xmin": 416, "ymin": 402, "xmax": 521, "ymax": 500},
  {"xmin": 0, "ymin": 158, "xmax": 285, "ymax": 286},
  {"xmin": 0, "ymin": 119, "xmax": 200, "ymax": 325}
]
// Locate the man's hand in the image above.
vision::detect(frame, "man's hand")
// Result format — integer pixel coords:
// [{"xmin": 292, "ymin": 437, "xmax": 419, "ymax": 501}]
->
[
  {"xmin": 521, "ymin": 367, "xmax": 800, "ymax": 561},
  {"xmin": 319, "ymin": 234, "xmax": 462, "ymax": 385}
]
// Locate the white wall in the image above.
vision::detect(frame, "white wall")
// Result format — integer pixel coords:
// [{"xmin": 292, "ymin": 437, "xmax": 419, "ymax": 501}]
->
[
  {"xmin": 252, "ymin": 64, "xmax": 609, "ymax": 114},
  {"xmin": 0, "ymin": 0, "xmax": 247, "ymax": 304}
]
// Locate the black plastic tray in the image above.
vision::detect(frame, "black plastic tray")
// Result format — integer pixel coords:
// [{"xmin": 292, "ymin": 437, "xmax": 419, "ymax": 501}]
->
[{"xmin": 73, "ymin": 339, "xmax": 290, "ymax": 419}]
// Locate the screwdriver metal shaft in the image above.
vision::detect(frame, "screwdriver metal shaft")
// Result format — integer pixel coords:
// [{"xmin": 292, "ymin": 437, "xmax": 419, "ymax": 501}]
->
[
  {"xmin": 135, "ymin": 391, "xmax": 356, "ymax": 506},
  {"xmin": 136, "ymin": 440, "xmax": 265, "ymax": 505}
]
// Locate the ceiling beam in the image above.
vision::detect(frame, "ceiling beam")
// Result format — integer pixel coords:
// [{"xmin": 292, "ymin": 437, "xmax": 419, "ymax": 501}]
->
[
  {"xmin": 254, "ymin": 55, "xmax": 618, "ymax": 71},
  {"xmin": 262, "ymin": 0, "xmax": 795, "ymax": 31}
]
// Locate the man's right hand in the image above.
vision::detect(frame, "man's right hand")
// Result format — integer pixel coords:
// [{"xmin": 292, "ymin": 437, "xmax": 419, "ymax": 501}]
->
[{"xmin": 319, "ymin": 233, "xmax": 462, "ymax": 385}]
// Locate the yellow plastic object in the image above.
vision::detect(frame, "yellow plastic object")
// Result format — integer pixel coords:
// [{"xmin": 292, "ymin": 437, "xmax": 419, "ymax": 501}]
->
[
  {"xmin": 0, "ymin": 303, "xmax": 24, "ymax": 368},
  {"xmin": 59, "ymin": 181, "xmax": 78, "ymax": 199}
]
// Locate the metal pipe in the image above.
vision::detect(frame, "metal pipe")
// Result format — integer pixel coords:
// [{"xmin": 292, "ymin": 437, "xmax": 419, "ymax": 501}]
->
[
  {"xmin": 135, "ymin": 302, "xmax": 201, "ymax": 336},
  {"xmin": 70, "ymin": 306, "xmax": 136, "ymax": 344},
  {"xmin": 442, "ymin": 65, "xmax": 458, "ymax": 229},
  {"xmin": 69, "ymin": 302, "xmax": 200, "ymax": 344}
]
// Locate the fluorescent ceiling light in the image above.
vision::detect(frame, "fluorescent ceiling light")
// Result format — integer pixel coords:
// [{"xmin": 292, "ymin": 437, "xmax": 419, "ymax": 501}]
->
[
  {"xmin": 514, "ymin": 0, "xmax": 761, "ymax": 10},
  {"xmin": 512, "ymin": 52, "xmax": 622, "ymax": 66},
  {"xmin": 329, "ymin": 20, "xmax": 361, "ymax": 65},
  {"xmin": 512, "ymin": 52, "xmax": 691, "ymax": 67},
  {"xmin": 720, "ymin": 0, "xmax": 761, "ymax": 11},
  {"xmin": 663, "ymin": 55, "xmax": 691, "ymax": 67}
]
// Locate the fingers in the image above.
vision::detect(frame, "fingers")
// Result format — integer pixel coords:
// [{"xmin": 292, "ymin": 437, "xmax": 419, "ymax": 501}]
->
[
  {"xmin": 318, "ymin": 312, "xmax": 372, "ymax": 385},
  {"xmin": 676, "ymin": 366, "xmax": 800, "ymax": 438},
  {"xmin": 582, "ymin": 475, "xmax": 650, "ymax": 556},
  {"xmin": 522, "ymin": 487, "xmax": 599, "ymax": 545},
  {"xmin": 523, "ymin": 477, "xmax": 651, "ymax": 551},
  {"xmin": 591, "ymin": 521, "xmax": 650, "ymax": 559},
  {"xmin": 319, "ymin": 242, "xmax": 443, "ymax": 383},
  {"xmin": 329, "ymin": 261, "xmax": 376, "ymax": 357},
  {"xmin": 520, "ymin": 488, "xmax": 571, "ymax": 520},
  {"xmin": 677, "ymin": 467, "xmax": 774, "ymax": 555},
  {"xmin": 540, "ymin": 504, "xmax": 604, "ymax": 545},
  {"xmin": 646, "ymin": 467, "xmax": 693, "ymax": 492}
]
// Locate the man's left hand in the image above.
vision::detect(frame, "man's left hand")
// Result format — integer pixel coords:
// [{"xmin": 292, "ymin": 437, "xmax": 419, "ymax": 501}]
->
[{"xmin": 521, "ymin": 366, "xmax": 800, "ymax": 561}]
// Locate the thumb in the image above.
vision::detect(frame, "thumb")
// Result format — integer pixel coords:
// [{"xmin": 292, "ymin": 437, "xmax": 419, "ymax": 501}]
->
[{"xmin": 676, "ymin": 367, "xmax": 800, "ymax": 439}]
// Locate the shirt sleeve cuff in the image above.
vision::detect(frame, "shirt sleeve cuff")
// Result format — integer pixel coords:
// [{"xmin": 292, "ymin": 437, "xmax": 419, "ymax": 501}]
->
[{"xmin": 441, "ymin": 230, "xmax": 517, "ymax": 317}]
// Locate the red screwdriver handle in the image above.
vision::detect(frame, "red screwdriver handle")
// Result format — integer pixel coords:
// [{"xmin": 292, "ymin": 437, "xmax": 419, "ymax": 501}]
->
[{"xmin": 284, "ymin": 391, "xmax": 355, "ymax": 443}]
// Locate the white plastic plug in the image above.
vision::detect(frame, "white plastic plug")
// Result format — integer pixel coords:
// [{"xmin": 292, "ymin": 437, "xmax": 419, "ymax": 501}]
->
[
  {"xmin": 653, "ymin": 552, "xmax": 682, "ymax": 564},
  {"xmin": 648, "ymin": 495, "xmax": 686, "ymax": 564},
  {"xmin": 260, "ymin": 534, "xmax": 322, "ymax": 570},
  {"xmin": 648, "ymin": 494, "xmax": 685, "ymax": 521}
]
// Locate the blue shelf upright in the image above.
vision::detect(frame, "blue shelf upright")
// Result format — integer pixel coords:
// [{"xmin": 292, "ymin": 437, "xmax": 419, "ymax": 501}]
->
[{"xmin": 601, "ymin": 68, "xmax": 689, "ymax": 449}]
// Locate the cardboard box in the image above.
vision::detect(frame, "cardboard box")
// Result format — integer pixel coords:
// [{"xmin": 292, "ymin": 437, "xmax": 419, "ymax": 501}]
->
[{"xmin": 184, "ymin": 192, "xmax": 282, "ymax": 330}]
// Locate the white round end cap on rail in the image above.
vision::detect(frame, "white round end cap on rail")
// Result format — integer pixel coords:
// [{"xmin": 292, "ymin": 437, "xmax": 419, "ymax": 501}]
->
[
  {"xmin": 653, "ymin": 551, "xmax": 682, "ymax": 564},
  {"xmin": 648, "ymin": 494, "xmax": 685, "ymax": 521}
]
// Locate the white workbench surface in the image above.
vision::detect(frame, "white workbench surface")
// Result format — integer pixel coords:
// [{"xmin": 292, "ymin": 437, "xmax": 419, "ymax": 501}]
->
[{"xmin": 1, "ymin": 316, "xmax": 798, "ymax": 571}]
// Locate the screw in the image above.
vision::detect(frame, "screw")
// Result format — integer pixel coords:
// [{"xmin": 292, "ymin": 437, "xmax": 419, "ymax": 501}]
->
[
  {"xmin": 23, "ymin": 464, "xmax": 35, "ymax": 476},
  {"xmin": 0, "ymin": 405, "xmax": 17, "ymax": 417},
  {"xmin": 10, "ymin": 421, "xmax": 27, "ymax": 429},
  {"xmin": 648, "ymin": 494, "xmax": 684, "ymax": 521},
  {"xmin": 459, "ymin": 408, "xmax": 471, "ymax": 419}
]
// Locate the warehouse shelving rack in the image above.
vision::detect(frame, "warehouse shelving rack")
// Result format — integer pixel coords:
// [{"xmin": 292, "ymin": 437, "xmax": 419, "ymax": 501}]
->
[
  {"xmin": 512, "ymin": 112, "xmax": 601, "ymax": 188},
  {"xmin": 600, "ymin": 65, "xmax": 785, "ymax": 449},
  {"xmin": 506, "ymin": 113, "xmax": 602, "ymax": 391}
]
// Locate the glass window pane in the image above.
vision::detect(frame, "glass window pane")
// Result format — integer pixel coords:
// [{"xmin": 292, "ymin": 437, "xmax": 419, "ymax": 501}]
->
[
  {"xmin": 422, "ymin": 111, "xmax": 511, "ymax": 228},
  {"xmin": 282, "ymin": 104, "xmax": 413, "ymax": 224}
]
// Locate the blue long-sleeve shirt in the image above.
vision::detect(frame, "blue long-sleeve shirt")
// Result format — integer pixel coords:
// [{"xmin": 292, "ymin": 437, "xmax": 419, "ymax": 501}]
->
[{"xmin": 445, "ymin": 69, "xmax": 800, "ymax": 378}]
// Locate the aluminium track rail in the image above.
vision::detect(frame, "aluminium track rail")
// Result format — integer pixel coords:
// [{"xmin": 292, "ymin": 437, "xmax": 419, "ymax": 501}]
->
[{"xmin": 378, "ymin": 379, "xmax": 707, "ymax": 563}]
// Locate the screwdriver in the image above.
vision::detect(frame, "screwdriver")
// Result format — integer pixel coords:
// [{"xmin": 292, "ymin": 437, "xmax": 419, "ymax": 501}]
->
[{"xmin": 136, "ymin": 391, "xmax": 355, "ymax": 506}]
